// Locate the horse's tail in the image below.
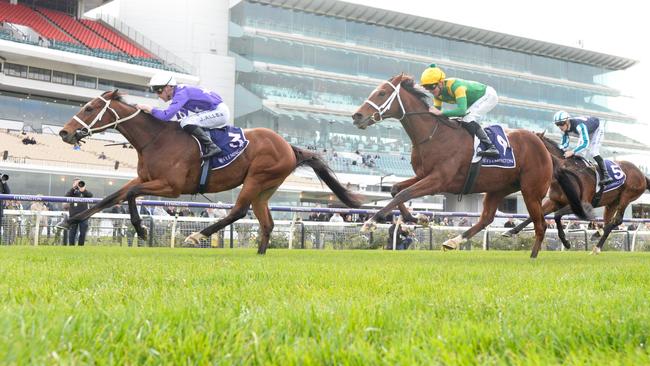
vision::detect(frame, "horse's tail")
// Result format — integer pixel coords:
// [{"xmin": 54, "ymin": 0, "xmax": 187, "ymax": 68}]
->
[
  {"xmin": 551, "ymin": 154, "xmax": 593, "ymax": 220},
  {"xmin": 291, "ymin": 145, "xmax": 363, "ymax": 208}
]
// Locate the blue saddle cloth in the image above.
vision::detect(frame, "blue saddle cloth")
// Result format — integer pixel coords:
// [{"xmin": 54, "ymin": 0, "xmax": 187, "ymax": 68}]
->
[
  {"xmin": 200, "ymin": 126, "xmax": 249, "ymax": 170},
  {"xmin": 477, "ymin": 125, "xmax": 516, "ymax": 168},
  {"xmin": 603, "ymin": 160, "xmax": 626, "ymax": 192}
]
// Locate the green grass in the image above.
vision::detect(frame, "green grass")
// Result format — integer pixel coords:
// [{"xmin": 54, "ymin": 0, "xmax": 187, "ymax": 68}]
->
[{"xmin": 1, "ymin": 247, "xmax": 649, "ymax": 365}]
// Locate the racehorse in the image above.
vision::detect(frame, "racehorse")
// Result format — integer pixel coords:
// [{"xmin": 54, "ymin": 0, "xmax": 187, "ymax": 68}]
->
[
  {"xmin": 58, "ymin": 90, "xmax": 362, "ymax": 254},
  {"xmin": 503, "ymin": 133, "xmax": 650, "ymax": 254},
  {"xmin": 351, "ymin": 73, "xmax": 589, "ymax": 258}
]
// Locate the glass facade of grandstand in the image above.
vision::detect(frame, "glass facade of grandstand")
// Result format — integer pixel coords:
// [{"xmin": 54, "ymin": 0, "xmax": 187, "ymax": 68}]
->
[{"xmin": 230, "ymin": 1, "xmax": 639, "ymax": 177}]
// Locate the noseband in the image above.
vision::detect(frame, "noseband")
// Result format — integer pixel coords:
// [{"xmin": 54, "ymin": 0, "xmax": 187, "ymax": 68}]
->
[{"xmin": 73, "ymin": 95, "xmax": 141, "ymax": 137}]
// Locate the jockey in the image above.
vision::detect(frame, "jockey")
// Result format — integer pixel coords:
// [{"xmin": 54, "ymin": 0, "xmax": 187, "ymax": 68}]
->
[
  {"xmin": 136, "ymin": 72, "xmax": 230, "ymax": 160},
  {"xmin": 420, "ymin": 64, "xmax": 499, "ymax": 158},
  {"xmin": 553, "ymin": 111, "xmax": 613, "ymax": 185}
]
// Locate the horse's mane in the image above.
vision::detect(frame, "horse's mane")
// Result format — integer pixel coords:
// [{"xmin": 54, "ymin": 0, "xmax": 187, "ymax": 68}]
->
[
  {"xmin": 396, "ymin": 75, "xmax": 432, "ymax": 110},
  {"xmin": 537, "ymin": 132, "xmax": 588, "ymax": 170}
]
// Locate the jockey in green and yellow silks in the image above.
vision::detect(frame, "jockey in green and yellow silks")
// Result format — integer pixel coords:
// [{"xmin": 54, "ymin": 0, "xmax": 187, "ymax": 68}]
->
[{"xmin": 420, "ymin": 64, "xmax": 499, "ymax": 158}]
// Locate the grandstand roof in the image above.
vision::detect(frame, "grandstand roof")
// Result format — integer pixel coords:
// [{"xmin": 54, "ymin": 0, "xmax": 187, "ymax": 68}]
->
[{"xmin": 248, "ymin": 0, "xmax": 638, "ymax": 70}]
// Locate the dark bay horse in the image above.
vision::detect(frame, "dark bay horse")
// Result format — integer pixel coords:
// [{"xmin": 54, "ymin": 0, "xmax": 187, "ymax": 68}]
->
[
  {"xmin": 58, "ymin": 90, "xmax": 362, "ymax": 254},
  {"xmin": 351, "ymin": 74, "xmax": 588, "ymax": 258},
  {"xmin": 504, "ymin": 133, "xmax": 650, "ymax": 254}
]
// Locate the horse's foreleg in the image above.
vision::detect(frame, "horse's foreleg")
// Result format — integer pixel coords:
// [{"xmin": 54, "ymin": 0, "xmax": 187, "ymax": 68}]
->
[
  {"xmin": 553, "ymin": 206, "xmax": 573, "ymax": 249},
  {"xmin": 361, "ymin": 177, "xmax": 436, "ymax": 233},
  {"xmin": 65, "ymin": 178, "xmax": 142, "ymax": 227},
  {"xmin": 443, "ymin": 192, "xmax": 505, "ymax": 251},
  {"xmin": 124, "ymin": 179, "xmax": 178, "ymax": 240},
  {"xmin": 391, "ymin": 177, "xmax": 421, "ymax": 223}
]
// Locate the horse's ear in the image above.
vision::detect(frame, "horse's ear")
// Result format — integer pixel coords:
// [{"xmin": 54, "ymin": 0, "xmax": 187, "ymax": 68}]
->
[{"xmin": 111, "ymin": 89, "xmax": 120, "ymax": 100}]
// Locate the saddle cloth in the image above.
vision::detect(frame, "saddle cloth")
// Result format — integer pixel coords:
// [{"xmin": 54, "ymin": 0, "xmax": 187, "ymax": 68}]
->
[
  {"xmin": 471, "ymin": 125, "xmax": 516, "ymax": 168},
  {"xmin": 194, "ymin": 126, "xmax": 249, "ymax": 170},
  {"xmin": 575, "ymin": 157, "xmax": 626, "ymax": 192}
]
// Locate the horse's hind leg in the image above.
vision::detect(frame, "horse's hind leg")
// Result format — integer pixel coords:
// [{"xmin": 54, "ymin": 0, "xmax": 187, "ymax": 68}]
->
[
  {"xmin": 185, "ymin": 189, "xmax": 256, "ymax": 247},
  {"xmin": 252, "ymin": 193, "xmax": 275, "ymax": 255},
  {"xmin": 442, "ymin": 192, "xmax": 505, "ymax": 250},
  {"xmin": 593, "ymin": 202, "xmax": 626, "ymax": 254},
  {"xmin": 123, "ymin": 179, "xmax": 178, "ymax": 240}
]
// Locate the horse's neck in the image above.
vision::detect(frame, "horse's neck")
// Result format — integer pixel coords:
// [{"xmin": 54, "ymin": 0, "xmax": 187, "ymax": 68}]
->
[
  {"xmin": 401, "ymin": 114, "xmax": 461, "ymax": 150},
  {"xmin": 117, "ymin": 112, "xmax": 168, "ymax": 152}
]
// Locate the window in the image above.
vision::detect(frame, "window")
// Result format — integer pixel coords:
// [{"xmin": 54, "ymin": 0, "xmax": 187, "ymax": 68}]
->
[
  {"xmin": 4, "ymin": 63, "xmax": 28, "ymax": 78},
  {"xmin": 27, "ymin": 66, "xmax": 51, "ymax": 82},
  {"xmin": 52, "ymin": 71, "xmax": 74, "ymax": 85},
  {"xmin": 75, "ymin": 74, "xmax": 97, "ymax": 89}
]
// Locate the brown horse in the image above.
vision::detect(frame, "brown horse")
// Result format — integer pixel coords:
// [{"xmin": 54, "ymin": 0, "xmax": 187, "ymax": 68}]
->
[
  {"xmin": 503, "ymin": 133, "xmax": 650, "ymax": 254},
  {"xmin": 58, "ymin": 90, "xmax": 362, "ymax": 254},
  {"xmin": 351, "ymin": 74, "xmax": 588, "ymax": 258}
]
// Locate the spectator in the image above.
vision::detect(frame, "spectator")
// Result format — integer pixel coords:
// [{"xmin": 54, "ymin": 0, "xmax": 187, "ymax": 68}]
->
[
  {"xmin": 29, "ymin": 198, "xmax": 48, "ymax": 237},
  {"xmin": 98, "ymin": 152, "xmax": 107, "ymax": 160},
  {"xmin": 329, "ymin": 213, "xmax": 344, "ymax": 223},
  {"xmin": 386, "ymin": 216, "xmax": 413, "ymax": 250},
  {"xmin": 504, "ymin": 218, "xmax": 516, "ymax": 228},
  {"xmin": 64, "ymin": 178, "xmax": 93, "ymax": 246},
  {"xmin": 0, "ymin": 173, "xmax": 10, "ymax": 244},
  {"xmin": 457, "ymin": 217, "xmax": 469, "ymax": 227}
]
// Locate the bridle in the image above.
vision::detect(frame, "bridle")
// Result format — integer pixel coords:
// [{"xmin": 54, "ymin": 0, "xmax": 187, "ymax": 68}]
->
[
  {"xmin": 363, "ymin": 79, "xmax": 458, "ymax": 145},
  {"xmin": 73, "ymin": 95, "xmax": 141, "ymax": 137},
  {"xmin": 363, "ymin": 80, "xmax": 406, "ymax": 122}
]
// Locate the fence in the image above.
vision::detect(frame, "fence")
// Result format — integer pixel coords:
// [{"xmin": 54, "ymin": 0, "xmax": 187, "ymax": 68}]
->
[{"xmin": 2, "ymin": 194, "xmax": 650, "ymax": 251}]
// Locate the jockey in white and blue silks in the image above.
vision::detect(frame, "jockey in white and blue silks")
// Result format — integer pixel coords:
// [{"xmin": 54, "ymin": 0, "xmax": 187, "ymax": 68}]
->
[
  {"xmin": 553, "ymin": 110, "xmax": 613, "ymax": 185},
  {"xmin": 136, "ymin": 72, "xmax": 231, "ymax": 160}
]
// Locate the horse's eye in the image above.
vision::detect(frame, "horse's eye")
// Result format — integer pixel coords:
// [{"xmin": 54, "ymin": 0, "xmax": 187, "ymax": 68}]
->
[
  {"xmin": 85, "ymin": 106, "xmax": 93, "ymax": 112},
  {"xmin": 378, "ymin": 91, "xmax": 386, "ymax": 97}
]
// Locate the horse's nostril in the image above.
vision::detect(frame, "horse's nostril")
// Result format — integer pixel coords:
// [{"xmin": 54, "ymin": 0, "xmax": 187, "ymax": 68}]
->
[
  {"xmin": 352, "ymin": 113, "xmax": 362, "ymax": 121},
  {"xmin": 59, "ymin": 130, "xmax": 68, "ymax": 138}
]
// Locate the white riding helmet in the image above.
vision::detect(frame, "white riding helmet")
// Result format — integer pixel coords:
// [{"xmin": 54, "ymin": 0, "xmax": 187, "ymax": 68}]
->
[
  {"xmin": 553, "ymin": 110, "xmax": 570, "ymax": 126},
  {"xmin": 148, "ymin": 72, "xmax": 177, "ymax": 89}
]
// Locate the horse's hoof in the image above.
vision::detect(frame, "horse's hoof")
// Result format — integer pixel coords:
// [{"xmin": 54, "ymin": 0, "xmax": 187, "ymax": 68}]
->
[
  {"xmin": 442, "ymin": 235, "xmax": 465, "ymax": 251},
  {"xmin": 360, "ymin": 221, "xmax": 377, "ymax": 233},
  {"xmin": 184, "ymin": 232, "xmax": 207, "ymax": 246},
  {"xmin": 501, "ymin": 230, "xmax": 514, "ymax": 238},
  {"xmin": 55, "ymin": 222, "xmax": 70, "ymax": 230},
  {"xmin": 590, "ymin": 246, "xmax": 601, "ymax": 255},
  {"xmin": 416, "ymin": 214, "xmax": 430, "ymax": 227},
  {"xmin": 136, "ymin": 226, "xmax": 148, "ymax": 241}
]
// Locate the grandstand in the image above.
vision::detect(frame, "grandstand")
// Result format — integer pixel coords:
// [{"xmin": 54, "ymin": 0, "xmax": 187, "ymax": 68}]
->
[{"xmin": 0, "ymin": 0, "xmax": 647, "ymax": 216}]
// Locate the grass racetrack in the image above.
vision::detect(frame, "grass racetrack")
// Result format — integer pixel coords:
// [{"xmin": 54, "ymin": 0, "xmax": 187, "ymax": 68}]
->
[{"xmin": 1, "ymin": 247, "xmax": 649, "ymax": 365}]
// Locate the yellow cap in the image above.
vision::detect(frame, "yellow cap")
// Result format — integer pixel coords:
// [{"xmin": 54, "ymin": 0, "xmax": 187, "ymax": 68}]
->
[{"xmin": 420, "ymin": 63, "xmax": 446, "ymax": 86}]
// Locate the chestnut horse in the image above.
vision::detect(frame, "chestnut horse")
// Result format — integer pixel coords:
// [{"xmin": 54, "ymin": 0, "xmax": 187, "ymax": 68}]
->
[
  {"xmin": 58, "ymin": 90, "xmax": 362, "ymax": 254},
  {"xmin": 352, "ymin": 74, "xmax": 588, "ymax": 258},
  {"xmin": 504, "ymin": 133, "xmax": 650, "ymax": 254}
]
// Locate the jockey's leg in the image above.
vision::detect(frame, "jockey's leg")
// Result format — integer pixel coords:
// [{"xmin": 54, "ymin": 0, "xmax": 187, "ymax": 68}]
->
[
  {"xmin": 182, "ymin": 124, "xmax": 221, "ymax": 159},
  {"xmin": 465, "ymin": 121, "xmax": 499, "ymax": 158},
  {"xmin": 593, "ymin": 155, "xmax": 613, "ymax": 185}
]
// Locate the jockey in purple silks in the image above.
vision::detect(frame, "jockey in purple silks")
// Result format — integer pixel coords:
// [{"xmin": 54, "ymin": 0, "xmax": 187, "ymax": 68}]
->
[{"xmin": 136, "ymin": 72, "xmax": 231, "ymax": 160}]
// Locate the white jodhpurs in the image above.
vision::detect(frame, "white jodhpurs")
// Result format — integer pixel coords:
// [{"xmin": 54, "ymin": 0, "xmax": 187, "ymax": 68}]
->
[
  {"xmin": 462, "ymin": 86, "xmax": 498, "ymax": 123},
  {"xmin": 180, "ymin": 103, "xmax": 231, "ymax": 129}
]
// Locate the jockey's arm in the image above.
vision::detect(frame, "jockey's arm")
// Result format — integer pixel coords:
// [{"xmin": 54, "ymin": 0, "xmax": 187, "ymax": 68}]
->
[
  {"xmin": 572, "ymin": 122, "xmax": 590, "ymax": 155},
  {"xmin": 559, "ymin": 133, "xmax": 569, "ymax": 150},
  {"xmin": 151, "ymin": 89, "xmax": 190, "ymax": 121},
  {"xmin": 428, "ymin": 98, "xmax": 443, "ymax": 115},
  {"xmin": 441, "ymin": 86, "xmax": 468, "ymax": 117}
]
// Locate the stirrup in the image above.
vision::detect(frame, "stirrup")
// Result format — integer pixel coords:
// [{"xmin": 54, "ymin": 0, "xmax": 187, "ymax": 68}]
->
[
  {"xmin": 478, "ymin": 146, "xmax": 499, "ymax": 158},
  {"xmin": 201, "ymin": 145, "xmax": 221, "ymax": 159}
]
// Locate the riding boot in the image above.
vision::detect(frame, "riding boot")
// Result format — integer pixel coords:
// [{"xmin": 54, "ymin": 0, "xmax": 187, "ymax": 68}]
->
[
  {"xmin": 594, "ymin": 155, "xmax": 613, "ymax": 185},
  {"xmin": 183, "ymin": 125, "xmax": 221, "ymax": 159},
  {"xmin": 468, "ymin": 121, "xmax": 499, "ymax": 158}
]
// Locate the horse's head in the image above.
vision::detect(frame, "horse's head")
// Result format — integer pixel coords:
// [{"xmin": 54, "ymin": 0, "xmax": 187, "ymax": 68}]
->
[
  {"xmin": 59, "ymin": 89, "xmax": 139, "ymax": 144},
  {"xmin": 352, "ymin": 74, "xmax": 409, "ymax": 129}
]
